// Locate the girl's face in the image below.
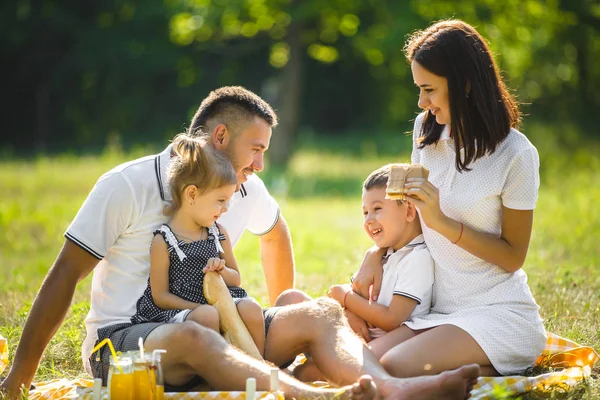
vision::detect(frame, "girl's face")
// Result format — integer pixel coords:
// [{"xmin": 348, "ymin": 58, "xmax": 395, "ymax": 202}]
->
[
  {"xmin": 411, "ymin": 61, "xmax": 451, "ymax": 126},
  {"xmin": 188, "ymin": 184, "xmax": 236, "ymax": 227}
]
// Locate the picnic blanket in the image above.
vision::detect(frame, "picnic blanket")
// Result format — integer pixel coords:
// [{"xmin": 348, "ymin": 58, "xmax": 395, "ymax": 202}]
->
[
  {"xmin": 10, "ymin": 332, "xmax": 599, "ymax": 400},
  {"xmin": 470, "ymin": 332, "xmax": 599, "ymax": 399}
]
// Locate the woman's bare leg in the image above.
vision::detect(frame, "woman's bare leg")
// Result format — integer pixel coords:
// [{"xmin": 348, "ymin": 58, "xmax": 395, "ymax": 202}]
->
[
  {"xmin": 380, "ymin": 324, "xmax": 497, "ymax": 377},
  {"xmin": 368, "ymin": 325, "xmax": 419, "ymax": 360}
]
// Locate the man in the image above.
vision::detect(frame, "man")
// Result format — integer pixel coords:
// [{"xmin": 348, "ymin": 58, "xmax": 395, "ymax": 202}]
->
[{"xmin": 1, "ymin": 87, "xmax": 479, "ymax": 399}]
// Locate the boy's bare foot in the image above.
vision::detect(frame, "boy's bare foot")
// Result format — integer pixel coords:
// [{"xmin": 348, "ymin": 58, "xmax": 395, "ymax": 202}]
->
[{"xmin": 379, "ymin": 364, "xmax": 480, "ymax": 400}]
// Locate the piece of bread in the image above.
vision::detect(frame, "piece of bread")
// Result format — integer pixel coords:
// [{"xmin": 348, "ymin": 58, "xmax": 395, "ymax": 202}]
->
[
  {"xmin": 386, "ymin": 164, "xmax": 430, "ymax": 201},
  {"xmin": 203, "ymin": 272, "xmax": 263, "ymax": 360}
]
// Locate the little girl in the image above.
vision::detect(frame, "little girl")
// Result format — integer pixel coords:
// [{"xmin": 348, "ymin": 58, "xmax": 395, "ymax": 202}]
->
[{"xmin": 131, "ymin": 133, "xmax": 265, "ymax": 356}]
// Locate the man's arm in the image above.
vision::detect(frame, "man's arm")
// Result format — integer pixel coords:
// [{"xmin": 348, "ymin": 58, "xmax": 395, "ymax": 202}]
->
[
  {"xmin": 258, "ymin": 216, "xmax": 295, "ymax": 306},
  {"xmin": 1, "ymin": 240, "xmax": 98, "ymax": 398}
]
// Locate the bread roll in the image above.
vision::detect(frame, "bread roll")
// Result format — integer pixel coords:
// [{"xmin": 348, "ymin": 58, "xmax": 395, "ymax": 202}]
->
[{"xmin": 203, "ymin": 271, "xmax": 263, "ymax": 360}]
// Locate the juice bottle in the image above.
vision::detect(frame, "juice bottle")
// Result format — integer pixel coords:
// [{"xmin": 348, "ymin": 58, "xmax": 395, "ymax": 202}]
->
[{"xmin": 108, "ymin": 356, "xmax": 134, "ymax": 400}]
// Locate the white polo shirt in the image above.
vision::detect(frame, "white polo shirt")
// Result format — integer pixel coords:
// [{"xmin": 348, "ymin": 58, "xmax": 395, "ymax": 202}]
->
[
  {"xmin": 368, "ymin": 234, "xmax": 434, "ymax": 339},
  {"xmin": 65, "ymin": 145, "xmax": 279, "ymax": 374}
]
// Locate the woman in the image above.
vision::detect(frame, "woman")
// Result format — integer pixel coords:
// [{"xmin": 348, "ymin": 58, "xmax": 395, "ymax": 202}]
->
[{"xmin": 353, "ymin": 19, "xmax": 547, "ymax": 377}]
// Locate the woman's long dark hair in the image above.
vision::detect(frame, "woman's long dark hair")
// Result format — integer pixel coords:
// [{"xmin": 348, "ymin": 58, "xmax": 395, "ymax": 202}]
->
[{"xmin": 405, "ymin": 20, "xmax": 520, "ymax": 172}]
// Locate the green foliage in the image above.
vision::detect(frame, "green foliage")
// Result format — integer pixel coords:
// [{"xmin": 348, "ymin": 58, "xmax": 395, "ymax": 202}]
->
[{"xmin": 3, "ymin": 0, "xmax": 599, "ymax": 157}]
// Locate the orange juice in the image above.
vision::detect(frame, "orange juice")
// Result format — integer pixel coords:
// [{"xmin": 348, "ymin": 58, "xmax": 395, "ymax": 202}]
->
[
  {"xmin": 133, "ymin": 366, "xmax": 155, "ymax": 400},
  {"xmin": 155, "ymin": 384, "xmax": 165, "ymax": 400},
  {"xmin": 108, "ymin": 356, "xmax": 134, "ymax": 400},
  {"xmin": 109, "ymin": 370, "xmax": 134, "ymax": 400}
]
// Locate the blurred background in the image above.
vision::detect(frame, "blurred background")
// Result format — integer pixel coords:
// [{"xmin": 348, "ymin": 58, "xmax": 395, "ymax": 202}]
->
[
  {"xmin": 2, "ymin": 1, "xmax": 600, "ymax": 393},
  {"xmin": 2, "ymin": 0, "xmax": 600, "ymax": 163}
]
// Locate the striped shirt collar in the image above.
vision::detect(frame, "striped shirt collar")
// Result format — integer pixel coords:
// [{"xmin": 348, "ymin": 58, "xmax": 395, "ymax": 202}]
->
[
  {"xmin": 154, "ymin": 143, "xmax": 249, "ymax": 202},
  {"xmin": 155, "ymin": 144, "xmax": 173, "ymax": 201},
  {"xmin": 385, "ymin": 234, "xmax": 426, "ymax": 258}
]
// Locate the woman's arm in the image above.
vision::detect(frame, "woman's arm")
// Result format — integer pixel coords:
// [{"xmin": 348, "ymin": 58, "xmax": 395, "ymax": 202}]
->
[
  {"xmin": 351, "ymin": 246, "xmax": 387, "ymax": 301},
  {"xmin": 329, "ymin": 285, "xmax": 418, "ymax": 332},
  {"xmin": 405, "ymin": 179, "xmax": 534, "ymax": 273},
  {"xmin": 150, "ymin": 235, "xmax": 200, "ymax": 310}
]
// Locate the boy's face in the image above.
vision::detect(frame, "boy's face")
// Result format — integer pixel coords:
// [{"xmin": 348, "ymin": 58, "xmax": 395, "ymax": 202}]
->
[{"xmin": 362, "ymin": 186, "xmax": 411, "ymax": 251}]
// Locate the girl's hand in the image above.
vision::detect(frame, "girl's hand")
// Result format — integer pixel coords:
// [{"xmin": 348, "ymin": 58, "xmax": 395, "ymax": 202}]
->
[
  {"xmin": 203, "ymin": 257, "xmax": 226, "ymax": 274},
  {"xmin": 327, "ymin": 284, "xmax": 351, "ymax": 304},
  {"xmin": 404, "ymin": 177, "xmax": 447, "ymax": 230}
]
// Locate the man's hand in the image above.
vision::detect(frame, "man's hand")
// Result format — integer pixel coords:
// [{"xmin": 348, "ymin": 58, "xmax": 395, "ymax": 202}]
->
[
  {"xmin": 203, "ymin": 257, "xmax": 226, "ymax": 274},
  {"xmin": 1, "ymin": 240, "xmax": 98, "ymax": 399},
  {"xmin": 352, "ymin": 247, "xmax": 385, "ymax": 301}
]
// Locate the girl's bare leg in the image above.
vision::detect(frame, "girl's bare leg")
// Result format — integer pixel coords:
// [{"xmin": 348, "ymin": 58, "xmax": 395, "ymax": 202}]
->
[
  {"xmin": 236, "ymin": 298, "xmax": 266, "ymax": 356},
  {"xmin": 185, "ymin": 305, "xmax": 220, "ymax": 333}
]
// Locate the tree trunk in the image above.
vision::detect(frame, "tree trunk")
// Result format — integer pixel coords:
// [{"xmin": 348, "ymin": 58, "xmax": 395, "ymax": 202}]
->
[{"xmin": 269, "ymin": 20, "xmax": 303, "ymax": 167}]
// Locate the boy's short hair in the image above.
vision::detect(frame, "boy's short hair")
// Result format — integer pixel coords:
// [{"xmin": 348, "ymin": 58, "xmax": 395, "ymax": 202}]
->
[{"xmin": 363, "ymin": 163, "xmax": 410, "ymax": 205}]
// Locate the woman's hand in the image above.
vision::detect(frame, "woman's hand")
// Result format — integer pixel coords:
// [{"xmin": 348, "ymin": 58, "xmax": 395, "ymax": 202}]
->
[
  {"xmin": 203, "ymin": 257, "xmax": 226, "ymax": 274},
  {"xmin": 352, "ymin": 247, "xmax": 386, "ymax": 301},
  {"xmin": 404, "ymin": 177, "xmax": 447, "ymax": 230}
]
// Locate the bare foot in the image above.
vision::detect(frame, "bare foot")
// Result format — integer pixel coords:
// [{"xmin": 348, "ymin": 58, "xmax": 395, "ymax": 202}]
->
[
  {"xmin": 295, "ymin": 375, "xmax": 378, "ymax": 400},
  {"xmin": 348, "ymin": 375, "xmax": 378, "ymax": 400},
  {"xmin": 293, "ymin": 359, "xmax": 327, "ymax": 383},
  {"xmin": 378, "ymin": 364, "xmax": 480, "ymax": 400}
]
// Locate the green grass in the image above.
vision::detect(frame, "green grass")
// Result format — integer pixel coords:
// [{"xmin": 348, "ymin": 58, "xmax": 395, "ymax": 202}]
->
[{"xmin": 1, "ymin": 124, "xmax": 599, "ymax": 398}]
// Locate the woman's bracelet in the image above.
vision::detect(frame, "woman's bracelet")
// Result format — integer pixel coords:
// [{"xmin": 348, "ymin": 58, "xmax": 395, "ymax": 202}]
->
[
  {"xmin": 342, "ymin": 290, "xmax": 351, "ymax": 309},
  {"xmin": 452, "ymin": 222, "xmax": 464, "ymax": 244}
]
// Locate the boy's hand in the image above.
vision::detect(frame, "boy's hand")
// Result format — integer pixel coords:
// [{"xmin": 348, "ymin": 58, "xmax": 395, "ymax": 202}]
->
[
  {"xmin": 344, "ymin": 309, "xmax": 371, "ymax": 342},
  {"xmin": 203, "ymin": 257, "xmax": 226, "ymax": 274},
  {"xmin": 327, "ymin": 284, "xmax": 351, "ymax": 304}
]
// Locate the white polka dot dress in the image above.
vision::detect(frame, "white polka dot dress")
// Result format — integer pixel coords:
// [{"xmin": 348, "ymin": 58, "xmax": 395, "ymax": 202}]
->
[
  {"xmin": 404, "ymin": 114, "xmax": 547, "ymax": 375},
  {"xmin": 131, "ymin": 223, "xmax": 247, "ymax": 324}
]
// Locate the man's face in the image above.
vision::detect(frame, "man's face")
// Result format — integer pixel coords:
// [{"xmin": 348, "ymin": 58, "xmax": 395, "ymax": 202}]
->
[{"xmin": 224, "ymin": 116, "xmax": 272, "ymax": 184}]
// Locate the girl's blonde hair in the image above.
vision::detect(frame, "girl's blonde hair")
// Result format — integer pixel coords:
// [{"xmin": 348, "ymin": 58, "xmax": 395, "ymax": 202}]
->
[{"xmin": 165, "ymin": 133, "xmax": 237, "ymax": 216}]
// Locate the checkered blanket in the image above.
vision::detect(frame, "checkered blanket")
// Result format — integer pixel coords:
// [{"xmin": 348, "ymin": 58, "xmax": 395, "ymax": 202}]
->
[
  {"xmin": 22, "ymin": 332, "xmax": 599, "ymax": 400},
  {"xmin": 470, "ymin": 332, "xmax": 599, "ymax": 399}
]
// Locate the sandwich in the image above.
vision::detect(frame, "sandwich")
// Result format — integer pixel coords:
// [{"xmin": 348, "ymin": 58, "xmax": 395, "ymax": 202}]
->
[{"xmin": 386, "ymin": 164, "xmax": 430, "ymax": 201}]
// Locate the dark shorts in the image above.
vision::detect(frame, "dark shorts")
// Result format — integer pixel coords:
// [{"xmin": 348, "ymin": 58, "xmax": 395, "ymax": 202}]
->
[
  {"xmin": 90, "ymin": 322, "xmax": 205, "ymax": 392},
  {"xmin": 92, "ymin": 310, "xmax": 293, "ymax": 392},
  {"xmin": 263, "ymin": 307, "xmax": 295, "ymax": 370}
]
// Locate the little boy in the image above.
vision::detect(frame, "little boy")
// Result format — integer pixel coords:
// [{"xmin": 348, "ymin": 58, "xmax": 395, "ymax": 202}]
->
[
  {"xmin": 292, "ymin": 164, "xmax": 435, "ymax": 383},
  {"xmin": 328, "ymin": 163, "xmax": 434, "ymax": 356}
]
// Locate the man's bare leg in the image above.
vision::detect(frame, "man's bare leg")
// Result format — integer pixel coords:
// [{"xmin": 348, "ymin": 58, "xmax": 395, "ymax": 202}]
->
[
  {"xmin": 142, "ymin": 320, "xmax": 376, "ymax": 400},
  {"xmin": 264, "ymin": 298, "xmax": 480, "ymax": 400}
]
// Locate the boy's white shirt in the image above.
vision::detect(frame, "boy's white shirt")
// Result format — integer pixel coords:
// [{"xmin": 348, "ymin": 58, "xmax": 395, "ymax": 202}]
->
[
  {"xmin": 65, "ymin": 145, "xmax": 279, "ymax": 375},
  {"xmin": 368, "ymin": 234, "xmax": 434, "ymax": 339}
]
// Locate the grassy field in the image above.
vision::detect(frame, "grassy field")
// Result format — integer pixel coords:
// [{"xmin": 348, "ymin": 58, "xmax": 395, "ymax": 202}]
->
[{"xmin": 1, "ymin": 123, "xmax": 599, "ymax": 399}]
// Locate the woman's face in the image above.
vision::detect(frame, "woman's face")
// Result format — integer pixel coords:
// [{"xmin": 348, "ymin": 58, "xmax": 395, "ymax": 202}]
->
[{"xmin": 411, "ymin": 61, "xmax": 451, "ymax": 125}]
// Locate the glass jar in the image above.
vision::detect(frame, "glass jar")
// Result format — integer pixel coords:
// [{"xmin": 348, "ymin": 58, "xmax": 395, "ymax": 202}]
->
[
  {"xmin": 132, "ymin": 352, "xmax": 155, "ymax": 400},
  {"xmin": 108, "ymin": 356, "xmax": 134, "ymax": 400}
]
